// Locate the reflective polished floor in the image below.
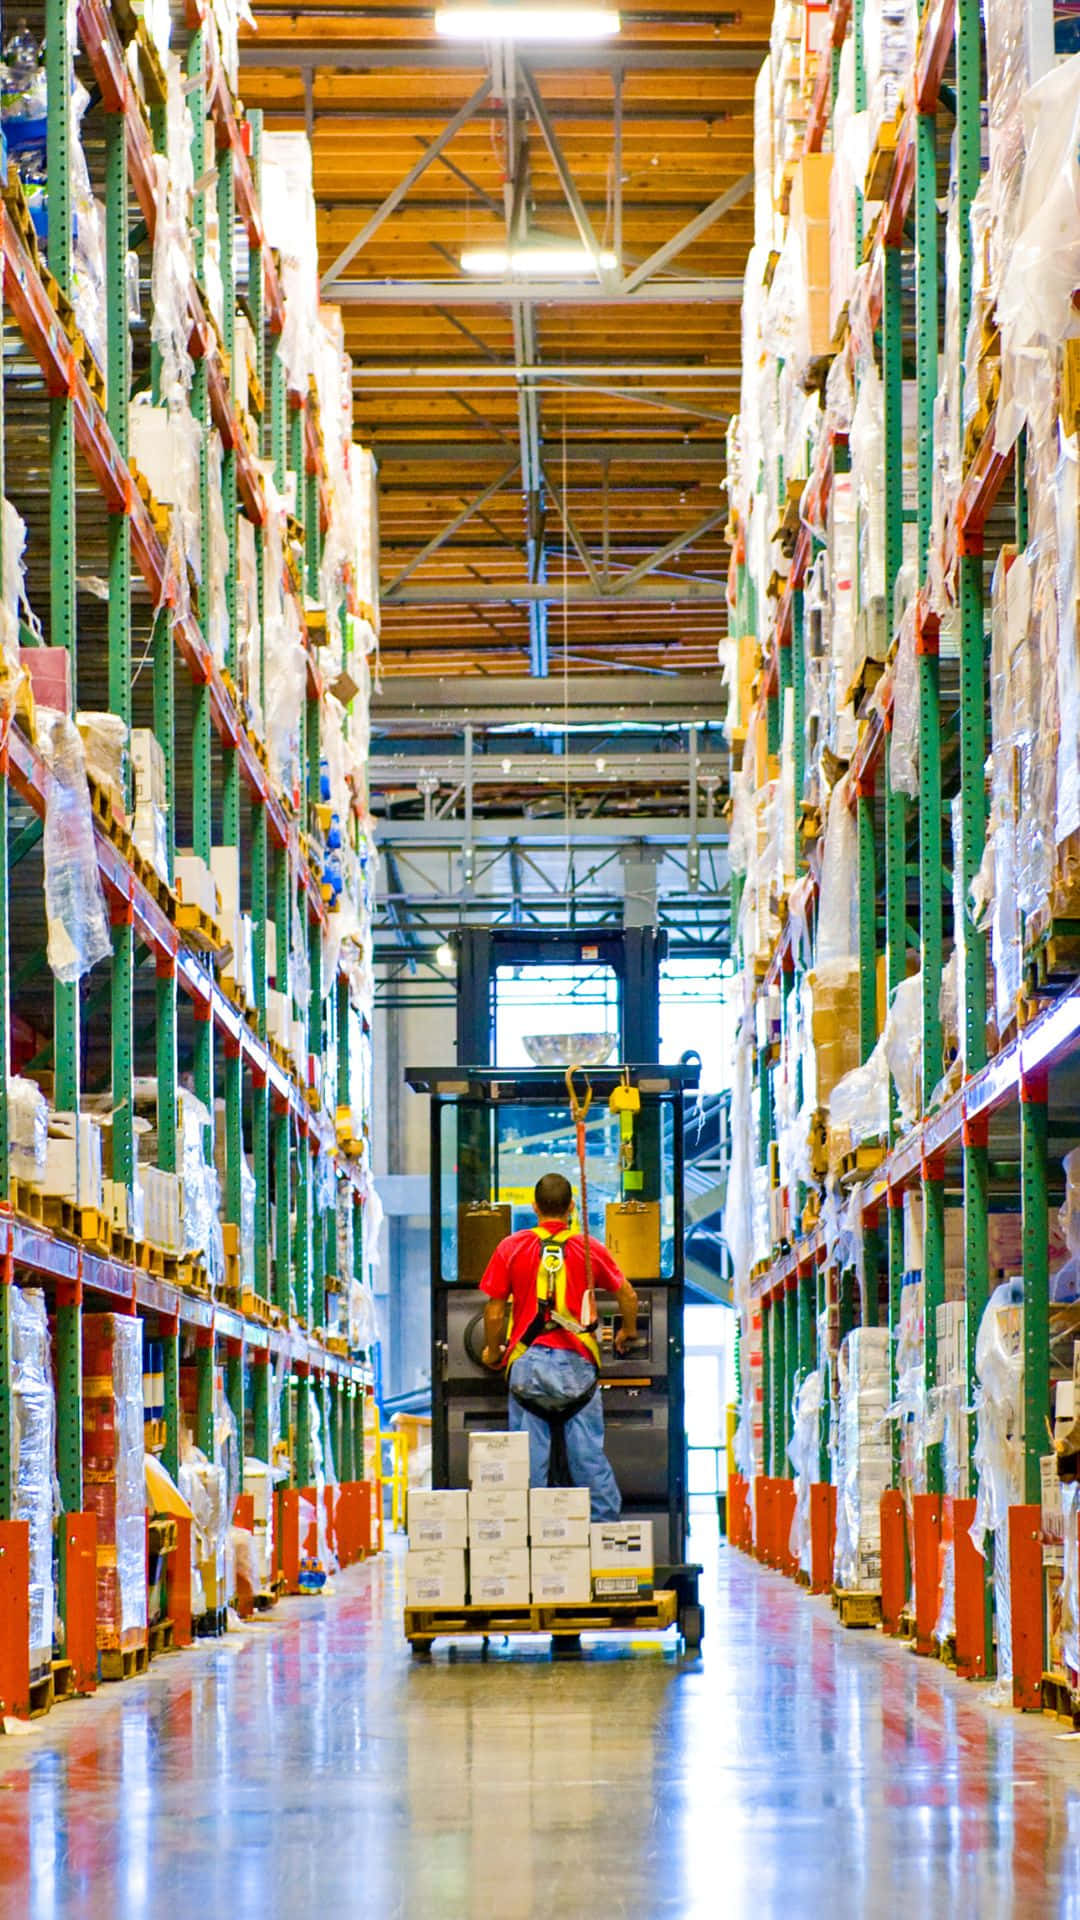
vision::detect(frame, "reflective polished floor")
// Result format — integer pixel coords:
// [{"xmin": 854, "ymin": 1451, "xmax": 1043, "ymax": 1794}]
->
[{"xmin": 4, "ymin": 1529, "xmax": 1080, "ymax": 1917}]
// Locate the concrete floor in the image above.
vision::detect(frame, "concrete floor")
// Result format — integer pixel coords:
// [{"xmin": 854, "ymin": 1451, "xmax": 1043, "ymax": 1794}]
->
[{"xmin": 2, "ymin": 1530, "xmax": 1080, "ymax": 1917}]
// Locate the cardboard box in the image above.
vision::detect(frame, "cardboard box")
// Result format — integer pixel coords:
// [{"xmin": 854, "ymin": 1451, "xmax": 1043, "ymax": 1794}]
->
[
  {"xmin": 469, "ymin": 1546, "xmax": 530, "ymax": 1605},
  {"xmin": 530, "ymin": 1546, "xmax": 591, "ymax": 1604},
  {"xmin": 590, "ymin": 1520, "xmax": 653, "ymax": 1598},
  {"xmin": 130, "ymin": 728, "xmax": 167, "ymax": 809},
  {"xmin": 43, "ymin": 1113, "xmax": 103, "ymax": 1209},
  {"xmin": 469, "ymin": 1487, "xmax": 528, "ymax": 1546},
  {"xmin": 406, "ymin": 1548, "xmax": 467, "ymax": 1608},
  {"xmin": 408, "ymin": 1488, "xmax": 468, "ymax": 1549},
  {"xmin": 468, "ymin": 1430, "xmax": 531, "ymax": 1490},
  {"xmin": 530, "ymin": 1486, "xmax": 591, "ymax": 1547}
]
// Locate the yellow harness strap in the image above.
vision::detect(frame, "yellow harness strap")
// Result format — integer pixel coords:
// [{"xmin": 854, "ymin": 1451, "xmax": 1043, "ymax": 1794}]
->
[{"xmin": 506, "ymin": 1225, "xmax": 601, "ymax": 1368}]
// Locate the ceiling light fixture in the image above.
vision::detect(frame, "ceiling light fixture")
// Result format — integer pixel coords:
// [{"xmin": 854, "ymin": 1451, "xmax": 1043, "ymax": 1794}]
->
[
  {"xmin": 435, "ymin": 942, "xmax": 455, "ymax": 968},
  {"xmin": 460, "ymin": 244, "xmax": 618, "ymax": 277},
  {"xmin": 435, "ymin": 4, "xmax": 620, "ymax": 39}
]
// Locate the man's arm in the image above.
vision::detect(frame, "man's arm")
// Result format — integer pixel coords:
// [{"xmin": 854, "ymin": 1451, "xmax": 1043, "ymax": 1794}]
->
[
  {"xmin": 482, "ymin": 1296, "xmax": 510, "ymax": 1369},
  {"xmin": 613, "ymin": 1280, "xmax": 639, "ymax": 1356}
]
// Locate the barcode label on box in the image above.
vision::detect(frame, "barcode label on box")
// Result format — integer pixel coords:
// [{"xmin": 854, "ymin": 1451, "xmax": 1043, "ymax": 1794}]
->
[{"xmin": 595, "ymin": 1576, "xmax": 637, "ymax": 1595}]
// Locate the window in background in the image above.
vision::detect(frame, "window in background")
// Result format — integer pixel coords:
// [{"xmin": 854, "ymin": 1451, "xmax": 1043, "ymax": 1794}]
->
[
  {"xmin": 493, "ymin": 962, "xmax": 620, "ymax": 1068},
  {"xmin": 659, "ymin": 956, "xmax": 738, "ymax": 1092}
]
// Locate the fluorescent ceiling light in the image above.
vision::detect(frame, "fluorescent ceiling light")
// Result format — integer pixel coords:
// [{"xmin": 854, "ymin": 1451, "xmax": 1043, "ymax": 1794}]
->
[
  {"xmin": 435, "ymin": 5, "xmax": 620, "ymax": 39},
  {"xmin": 460, "ymin": 244, "xmax": 618, "ymax": 276}
]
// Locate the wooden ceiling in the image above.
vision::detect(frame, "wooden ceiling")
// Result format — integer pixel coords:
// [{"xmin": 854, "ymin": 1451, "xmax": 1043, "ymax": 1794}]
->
[{"xmin": 240, "ymin": 0, "xmax": 769, "ymax": 677}]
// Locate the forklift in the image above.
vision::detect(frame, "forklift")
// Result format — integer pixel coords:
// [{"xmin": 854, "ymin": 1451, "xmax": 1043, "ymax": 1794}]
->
[{"xmin": 405, "ymin": 926, "xmax": 704, "ymax": 1650}]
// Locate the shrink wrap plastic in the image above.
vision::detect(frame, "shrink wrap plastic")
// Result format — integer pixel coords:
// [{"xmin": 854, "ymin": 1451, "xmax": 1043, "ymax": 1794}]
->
[
  {"xmin": 8, "ymin": 1075, "xmax": 48, "ymax": 1184},
  {"xmin": 309, "ymin": 1388, "xmax": 339, "ymax": 1573},
  {"xmin": 788, "ymin": 1366, "xmax": 825, "ymax": 1576},
  {"xmin": 932, "ymin": 1379, "xmax": 969, "ymax": 1646},
  {"xmin": 178, "ymin": 1442, "xmax": 228, "ymax": 1619},
  {"xmin": 862, "ymin": 0, "xmax": 916, "ymax": 130},
  {"xmin": 179, "ymin": 1088, "xmax": 225, "ymax": 1291},
  {"xmin": 833, "ymin": 1327, "xmax": 892, "ymax": 1592},
  {"xmin": 2, "ymin": 499, "xmax": 35, "ymax": 671},
  {"xmin": 889, "ymin": 601, "xmax": 919, "ymax": 799},
  {"xmin": 151, "ymin": 60, "xmax": 196, "ymax": 405},
  {"xmin": 12, "ymin": 1287, "xmax": 56, "ymax": 1675},
  {"xmin": 969, "ymin": 1279, "xmax": 1025, "ymax": 1702},
  {"xmin": 888, "ymin": 1277, "xmax": 926, "ymax": 1509},
  {"xmin": 71, "ymin": 82, "xmax": 106, "ymax": 379},
  {"xmin": 815, "ymin": 781, "xmax": 859, "ymax": 982},
  {"xmin": 77, "ymin": 712, "xmax": 127, "ymax": 797},
  {"xmin": 37, "ymin": 709, "xmax": 112, "ymax": 984},
  {"xmin": 997, "ymin": 56, "xmax": 1080, "ymax": 453},
  {"xmin": 1062, "ymin": 1480, "xmax": 1080, "ymax": 1682}
]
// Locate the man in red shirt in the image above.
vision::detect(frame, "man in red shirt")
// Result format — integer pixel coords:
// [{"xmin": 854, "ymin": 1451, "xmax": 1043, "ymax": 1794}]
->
[{"xmin": 479, "ymin": 1170, "xmax": 638, "ymax": 1520}]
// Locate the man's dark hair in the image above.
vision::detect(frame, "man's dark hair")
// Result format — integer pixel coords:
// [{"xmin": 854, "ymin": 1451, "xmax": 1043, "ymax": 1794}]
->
[{"xmin": 535, "ymin": 1172, "xmax": 573, "ymax": 1218}]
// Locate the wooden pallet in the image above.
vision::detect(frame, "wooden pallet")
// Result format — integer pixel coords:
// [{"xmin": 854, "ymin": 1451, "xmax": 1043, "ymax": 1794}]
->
[
  {"xmin": 143, "ymin": 1417, "xmax": 167, "ymax": 1454},
  {"xmin": 148, "ymin": 1618, "xmax": 176, "ymax": 1659},
  {"xmin": 179, "ymin": 1258, "xmax": 213, "ymax": 1301},
  {"xmin": 52, "ymin": 1659, "xmax": 76, "ymax": 1702},
  {"xmin": 100, "ymin": 1641, "xmax": 149, "ymax": 1682},
  {"xmin": 79, "ymin": 1206, "xmax": 114, "ymax": 1258},
  {"xmin": 404, "ymin": 1588, "xmax": 678, "ymax": 1651},
  {"xmin": 42, "ymin": 1193, "xmax": 78, "ymax": 1240},
  {"xmin": 240, "ymin": 1288, "xmax": 274, "ymax": 1327},
  {"xmin": 176, "ymin": 900, "xmax": 227, "ymax": 954},
  {"xmin": 834, "ymin": 1588, "xmax": 882, "ymax": 1630},
  {"xmin": 10, "ymin": 1176, "xmax": 44, "ymax": 1225},
  {"xmin": 27, "ymin": 1667, "xmax": 55, "ymax": 1718},
  {"xmin": 836, "ymin": 1141, "xmax": 887, "ymax": 1188},
  {"xmin": 1042, "ymin": 1671, "xmax": 1079, "ymax": 1724},
  {"xmin": 864, "ymin": 114, "xmax": 900, "ymax": 200}
]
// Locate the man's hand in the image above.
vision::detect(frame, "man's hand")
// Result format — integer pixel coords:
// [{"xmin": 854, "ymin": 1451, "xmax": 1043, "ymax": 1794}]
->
[
  {"xmin": 481, "ymin": 1344, "xmax": 504, "ymax": 1370},
  {"xmin": 614, "ymin": 1328, "xmax": 635, "ymax": 1357}
]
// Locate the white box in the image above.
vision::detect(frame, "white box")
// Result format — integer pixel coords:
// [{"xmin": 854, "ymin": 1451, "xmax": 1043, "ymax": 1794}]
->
[
  {"xmin": 530, "ymin": 1486, "xmax": 591, "ymax": 1546},
  {"xmin": 469, "ymin": 1487, "xmax": 528, "ymax": 1547},
  {"xmin": 211, "ymin": 845, "xmax": 241, "ymax": 921},
  {"xmin": 174, "ymin": 853, "xmax": 218, "ymax": 921},
  {"xmin": 530, "ymin": 1546, "xmax": 591, "ymax": 1604},
  {"xmin": 468, "ymin": 1430, "xmax": 531, "ymax": 1490},
  {"xmin": 408, "ymin": 1488, "xmax": 468, "ymax": 1548},
  {"xmin": 590, "ymin": 1520, "xmax": 654, "ymax": 1598},
  {"xmin": 406, "ymin": 1548, "xmax": 467, "ymax": 1608},
  {"xmin": 469, "ymin": 1546, "xmax": 530, "ymax": 1605}
]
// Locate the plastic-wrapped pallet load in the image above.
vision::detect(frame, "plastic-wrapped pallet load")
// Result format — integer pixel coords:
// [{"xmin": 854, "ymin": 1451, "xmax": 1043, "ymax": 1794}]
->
[
  {"xmin": 970, "ymin": 1279, "xmax": 1025, "ymax": 1702},
  {"xmin": 8, "ymin": 1076, "xmax": 47, "ymax": 1184},
  {"xmin": 833, "ymin": 1327, "xmax": 892, "ymax": 1592},
  {"xmin": 37, "ymin": 709, "xmax": 113, "ymax": 986},
  {"xmin": 11, "ymin": 1287, "xmax": 56, "ymax": 1679},
  {"xmin": 788, "ymin": 1366, "xmax": 825, "ymax": 1578},
  {"xmin": 82, "ymin": 1314, "xmax": 147, "ymax": 1652}
]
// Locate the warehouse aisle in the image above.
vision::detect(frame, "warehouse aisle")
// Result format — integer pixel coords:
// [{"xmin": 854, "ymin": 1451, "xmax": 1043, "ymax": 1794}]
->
[{"xmin": 2, "ymin": 1540, "xmax": 1079, "ymax": 1918}]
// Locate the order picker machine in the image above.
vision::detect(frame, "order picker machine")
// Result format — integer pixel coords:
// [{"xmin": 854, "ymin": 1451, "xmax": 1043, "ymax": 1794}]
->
[{"xmin": 403, "ymin": 1055, "xmax": 704, "ymax": 1653}]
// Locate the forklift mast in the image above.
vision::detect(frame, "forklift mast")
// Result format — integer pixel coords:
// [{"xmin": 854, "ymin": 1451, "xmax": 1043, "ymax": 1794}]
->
[{"xmin": 406, "ymin": 926, "xmax": 703, "ymax": 1610}]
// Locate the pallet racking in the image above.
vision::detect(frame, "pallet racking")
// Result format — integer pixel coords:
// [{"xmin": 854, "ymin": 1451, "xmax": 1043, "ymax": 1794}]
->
[
  {"xmin": 0, "ymin": 0, "xmax": 379, "ymax": 1715},
  {"xmin": 725, "ymin": 0, "xmax": 1080, "ymax": 1711}
]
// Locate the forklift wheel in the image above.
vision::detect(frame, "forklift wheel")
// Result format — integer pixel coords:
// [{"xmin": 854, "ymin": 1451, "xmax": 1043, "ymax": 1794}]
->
[{"xmin": 679, "ymin": 1603, "xmax": 704, "ymax": 1651}]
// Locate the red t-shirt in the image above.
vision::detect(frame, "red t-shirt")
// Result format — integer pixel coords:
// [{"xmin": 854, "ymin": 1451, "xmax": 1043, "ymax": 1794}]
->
[{"xmin": 479, "ymin": 1219, "xmax": 625, "ymax": 1364}]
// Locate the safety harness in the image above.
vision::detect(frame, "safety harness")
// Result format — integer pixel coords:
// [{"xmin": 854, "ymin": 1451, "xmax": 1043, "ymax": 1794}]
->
[{"xmin": 506, "ymin": 1225, "xmax": 601, "ymax": 1431}]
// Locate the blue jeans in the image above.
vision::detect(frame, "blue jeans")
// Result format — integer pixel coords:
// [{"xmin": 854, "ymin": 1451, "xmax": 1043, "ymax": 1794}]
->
[{"xmin": 508, "ymin": 1347, "xmax": 622, "ymax": 1521}]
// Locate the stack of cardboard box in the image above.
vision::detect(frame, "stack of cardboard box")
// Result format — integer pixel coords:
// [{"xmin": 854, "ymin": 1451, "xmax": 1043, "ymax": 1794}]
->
[
  {"xmin": 405, "ymin": 1428, "xmax": 658, "ymax": 1611},
  {"xmin": 82, "ymin": 1313, "xmax": 148, "ymax": 1653}
]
